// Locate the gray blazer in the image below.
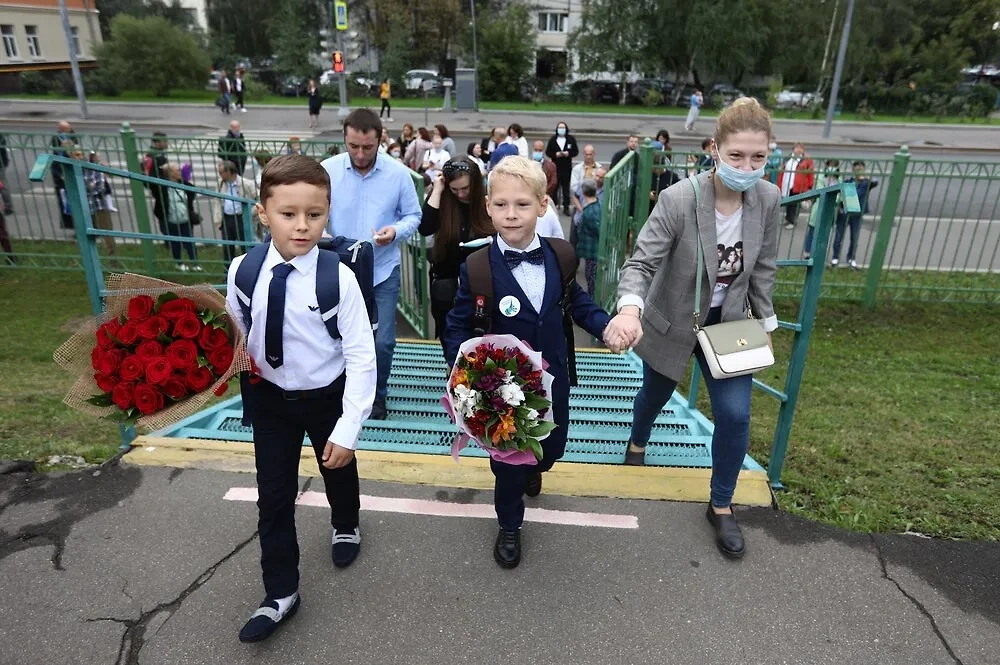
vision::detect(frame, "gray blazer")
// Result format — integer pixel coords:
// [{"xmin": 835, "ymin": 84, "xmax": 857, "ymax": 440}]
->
[{"xmin": 617, "ymin": 170, "xmax": 781, "ymax": 381}]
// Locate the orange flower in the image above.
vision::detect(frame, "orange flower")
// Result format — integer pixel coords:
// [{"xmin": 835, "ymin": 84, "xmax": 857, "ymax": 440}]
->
[
  {"xmin": 450, "ymin": 368, "xmax": 469, "ymax": 390},
  {"xmin": 490, "ymin": 408, "xmax": 517, "ymax": 444}
]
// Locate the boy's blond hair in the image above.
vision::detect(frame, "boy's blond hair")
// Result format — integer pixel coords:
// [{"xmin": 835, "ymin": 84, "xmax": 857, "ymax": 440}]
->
[
  {"xmin": 164, "ymin": 163, "xmax": 182, "ymax": 180},
  {"xmin": 487, "ymin": 155, "xmax": 546, "ymax": 202}
]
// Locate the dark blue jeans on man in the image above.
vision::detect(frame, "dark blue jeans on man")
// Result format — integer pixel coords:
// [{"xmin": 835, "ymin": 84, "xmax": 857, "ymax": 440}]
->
[
  {"xmin": 628, "ymin": 307, "xmax": 753, "ymax": 508},
  {"xmin": 832, "ymin": 212, "xmax": 863, "ymax": 263},
  {"xmin": 373, "ymin": 265, "xmax": 401, "ymax": 403}
]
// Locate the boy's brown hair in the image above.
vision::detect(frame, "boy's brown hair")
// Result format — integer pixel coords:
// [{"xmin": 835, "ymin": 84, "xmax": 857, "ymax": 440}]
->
[{"xmin": 258, "ymin": 154, "xmax": 331, "ymax": 204}]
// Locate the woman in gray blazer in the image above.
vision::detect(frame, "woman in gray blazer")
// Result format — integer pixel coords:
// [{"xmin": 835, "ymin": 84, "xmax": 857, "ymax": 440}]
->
[{"xmin": 605, "ymin": 98, "xmax": 780, "ymax": 559}]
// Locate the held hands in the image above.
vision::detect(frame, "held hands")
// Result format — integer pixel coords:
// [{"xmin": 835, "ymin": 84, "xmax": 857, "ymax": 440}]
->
[
  {"xmin": 322, "ymin": 441, "xmax": 355, "ymax": 469},
  {"xmin": 372, "ymin": 226, "xmax": 397, "ymax": 246},
  {"xmin": 603, "ymin": 308, "xmax": 644, "ymax": 354}
]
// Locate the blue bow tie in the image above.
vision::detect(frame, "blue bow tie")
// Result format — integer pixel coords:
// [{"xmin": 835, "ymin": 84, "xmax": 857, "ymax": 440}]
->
[{"xmin": 504, "ymin": 247, "xmax": 545, "ymax": 268}]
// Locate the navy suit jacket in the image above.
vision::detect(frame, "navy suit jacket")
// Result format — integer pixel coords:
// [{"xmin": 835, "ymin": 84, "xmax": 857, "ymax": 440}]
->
[{"xmin": 444, "ymin": 237, "xmax": 611, "ymax": 448}]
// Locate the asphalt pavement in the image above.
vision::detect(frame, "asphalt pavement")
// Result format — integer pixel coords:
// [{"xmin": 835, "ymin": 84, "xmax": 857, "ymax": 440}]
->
[{"xmin": 1, "ymin": 461, "xmax": 997, "ymax": 665}]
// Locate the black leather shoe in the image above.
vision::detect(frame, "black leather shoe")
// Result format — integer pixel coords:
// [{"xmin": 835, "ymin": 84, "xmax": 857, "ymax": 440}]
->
[
  {"xmin": 706, "ymin": 504, "xmax": 746, "ymax": 559},
  {"xmin": 332, "ymin": 526, "xmax": 361, "ymax": 568},
  {"xmin": 369, "ymin": 399, "xmax": 387, "ymax": 421},
  {"xmin": 493, "ymin": 528, "xmax": 521, "ymax": 568},
  {"xmin": 524, "ymin": 471, "xmax": 542, "ymax": 498},
  {"xmin": 238, "ymin": 593, "xmax": 300, "ymax": 643},
  {"xmin": 623, "ymin": 442, "xmax": 646, "ymax": 466}
]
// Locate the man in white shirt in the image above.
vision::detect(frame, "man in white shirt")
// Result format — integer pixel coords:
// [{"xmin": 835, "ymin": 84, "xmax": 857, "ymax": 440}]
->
[{"xmin": 421, "ymin": 135, "xmax": 450, "ymax": 180}]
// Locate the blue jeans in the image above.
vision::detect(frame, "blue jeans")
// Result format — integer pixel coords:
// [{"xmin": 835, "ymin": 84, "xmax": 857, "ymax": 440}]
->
[
  {"xmin": 373, "ymin": 265, "xmax": 401, "ymax": 401},
  {"xmin": 629, "ymin": 308, "xmax": 753, "ymax": 508},
  {"xmin": 832, "ymin": 212, "xmax": 862, "ymax": 262}
]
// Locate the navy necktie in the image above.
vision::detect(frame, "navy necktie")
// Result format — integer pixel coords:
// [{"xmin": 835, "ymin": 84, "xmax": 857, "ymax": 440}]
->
[
  {"xmin": 504, "ymin": 247, "xmax": 544, "ymax": 269},
  {"xmin": 264, "ymin": 263, "xmax": 294, "ymax": 369}
]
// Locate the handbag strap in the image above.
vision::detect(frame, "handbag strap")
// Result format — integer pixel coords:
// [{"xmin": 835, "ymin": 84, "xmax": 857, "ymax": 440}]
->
[{"xmin": 689, "ymin": 176, "xmax": 705, "ymax": 330}]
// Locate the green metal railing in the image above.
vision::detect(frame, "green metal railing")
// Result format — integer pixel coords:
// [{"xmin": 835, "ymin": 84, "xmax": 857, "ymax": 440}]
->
[{"xmin": 397, "ymin": 173, "xmax": 430, "ymax": 339}]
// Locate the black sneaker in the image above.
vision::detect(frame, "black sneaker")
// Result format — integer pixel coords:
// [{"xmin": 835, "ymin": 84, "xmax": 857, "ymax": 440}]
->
[
  {"xmin": 705, "ymin": 504, "xmax": 745, "ymax": 559},
  {"xmin": 623, "ymin": 442, "xmax": 646, "ymax": 466},
  {"xmin": 238, "ymin": 593, "xmax": 300, "ymax": 643},
  {"xmin": 369, "ymin": 399, "xmax": 387, "ymax": 420},
  {"xmin": 524, "ymin": 471, "xmax": 542, "ymax": 497},
  {"xmin": 493, "ymin": 528, "xmax": 521, "ymax": 568},
  {"xmin": 332, "ymin": 526, "xmax": 361, "ymax": 568}
]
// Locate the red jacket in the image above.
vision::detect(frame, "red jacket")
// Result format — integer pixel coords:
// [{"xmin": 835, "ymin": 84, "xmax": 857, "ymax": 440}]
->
[
  {"xmin": 778, "ymin": 156, "xmax": 815, "ymax": 195},
  {"xmin": 542, "ymin": 158, "xmax": 558, "ymax": 196}
]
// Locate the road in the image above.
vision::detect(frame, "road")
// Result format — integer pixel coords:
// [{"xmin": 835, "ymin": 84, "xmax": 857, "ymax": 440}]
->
[
  {"xmin": 1, "ymin": 462, "xmax": 998, "ymax": 665},
  {"xmin": 1, "ymin": 104, "xmax": 998, "ymax": 273}
]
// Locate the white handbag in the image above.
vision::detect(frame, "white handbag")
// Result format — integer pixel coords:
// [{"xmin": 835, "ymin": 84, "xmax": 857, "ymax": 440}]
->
[{"xmin": 689, "ymin": 176, "xmax": 775, "ymax": 380}]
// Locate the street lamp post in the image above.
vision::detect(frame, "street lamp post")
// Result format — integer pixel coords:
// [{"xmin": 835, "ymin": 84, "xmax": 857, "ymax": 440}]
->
[
  {"xmin": 470, "ymin": 0, "xmax": 479, "ymax": 108},
  {"xmin": 823, "ymin": 0, "xmax": 855, "ymax": 138},
  {"xmin": 58, "ymin": 0, "xmax": 87, "ymax": 119}
]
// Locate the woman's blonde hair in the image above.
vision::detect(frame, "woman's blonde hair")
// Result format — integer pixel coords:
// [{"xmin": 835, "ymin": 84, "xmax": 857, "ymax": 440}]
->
[
  {"xmin": 487, "ymin": 155, "xmax": 546, "ymax": 202},
  {"xmin": 714, "ymin": 97, "xmax": 772, "ymax": 145}
]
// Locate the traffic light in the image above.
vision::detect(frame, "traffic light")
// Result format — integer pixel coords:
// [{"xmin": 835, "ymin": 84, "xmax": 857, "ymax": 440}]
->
[{"xmin": 333, "ymin": 51, "xmax": 344, "ymax": 74}]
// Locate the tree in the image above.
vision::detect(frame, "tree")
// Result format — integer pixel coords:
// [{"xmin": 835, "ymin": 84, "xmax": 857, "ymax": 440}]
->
[
  {"xmin": 476, "ymin": 1, "xmax": 536, "ymax": 101},
  {"xmin": 267, "ymin": 0, "xmax": 321, "ymax": 78},
  {"xmin": 95, "ymin": 0, "xmax": 195, "ymax": 39},
  {"xmin": 379, "ymin": 13, "xmax": 412, "ymax": 92},
  {"xmin": 567, "ymin": 0, "xmax": 653, "ymax": 103},
  {"xmin": 96, "ymin": 15, "xmax": 210, "ymax": 96}
]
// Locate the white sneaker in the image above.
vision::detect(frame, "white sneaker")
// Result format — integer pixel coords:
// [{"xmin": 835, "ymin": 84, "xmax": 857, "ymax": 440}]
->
[
  {"xmin": 178, "ymin": 263, "xmax": 190, "ymax": 272},
  {"xmin": 830, "ymin": 258, "xmax": 839, "ymax": 267},
  {"xmin": 849, "ymin": 259, "xmax": 858, "ymax": 270},
  {"xmin": 386, "ymin": 117, "xmax": 393, "ymax": 122},
  {"xmin": 241, "ymin": 108, "xmax": 247, "ymax": 113},
  {"xmin": 192, "ymin": 264, "xmax": 204, "ymax": 272},
  {"xmin": 784, "ymin": 223, "xmax": 795, "ymax": 230}
]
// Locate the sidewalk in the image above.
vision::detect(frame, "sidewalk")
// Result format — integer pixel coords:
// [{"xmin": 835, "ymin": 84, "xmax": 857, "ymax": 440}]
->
[
  {"xmin": 1, "ymin": 459, "xmax": 997, "ymax": 664},
  {"xmin": 2, "ymin": 98, "xmax": 1000, "ymax": 152}
]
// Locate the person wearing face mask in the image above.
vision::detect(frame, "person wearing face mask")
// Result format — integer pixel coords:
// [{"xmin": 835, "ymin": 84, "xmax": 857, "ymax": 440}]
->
[
  {"xmin": 778, "ymin": 142, "xmax": 815, "ymax": 229},
  {"xmin": 419, "ymin": 157, "xmax": 494, "ymax": 347},
  {"xmin": 532, "ymin": 139, "xmax": 558, "ymax": 199},
  {"xmin": 387, "ymin": 142, "xmax": 403, "ymax": 161},
  {"xmin": 545, "ymin": 122, "xmax": 579, "ymax": 216},
  {"xmin": 605, "ymin": 97, "xmax": 780, "ymax": 561},
  {"xmin": 765, "ymin": 139, "xmax": 783, "ymax": 184}
]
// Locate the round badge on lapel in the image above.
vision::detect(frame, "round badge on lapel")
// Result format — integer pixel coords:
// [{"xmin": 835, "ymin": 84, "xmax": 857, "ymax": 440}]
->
[{"xmin": 499, "ymin": 295, "xmax": 521, "ymax": 318}]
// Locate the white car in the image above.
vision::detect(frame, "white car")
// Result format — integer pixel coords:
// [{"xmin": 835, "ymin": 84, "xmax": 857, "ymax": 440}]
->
[
  {"xmin": 405, "ymin": 69, "xmax": 438, "ymax": 91},
  {"xmin": 776, "ymin": 88, "xmax": 822, "ymax": 108},
  {"xmin": 319, "ymin": 69, "xmax": 337, "ymax": 86}
]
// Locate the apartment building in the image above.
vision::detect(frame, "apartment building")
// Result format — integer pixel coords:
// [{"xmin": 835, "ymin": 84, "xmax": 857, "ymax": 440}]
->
[{"xmin": 0, "ymin": 0, "xmax": 102, "ymax": 89}]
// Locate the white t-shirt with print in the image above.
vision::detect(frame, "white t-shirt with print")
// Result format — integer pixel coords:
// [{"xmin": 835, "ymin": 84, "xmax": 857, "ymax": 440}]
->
[{"xmin": 712, "ymin": 207, "xmax": 744, "ymax": 308}]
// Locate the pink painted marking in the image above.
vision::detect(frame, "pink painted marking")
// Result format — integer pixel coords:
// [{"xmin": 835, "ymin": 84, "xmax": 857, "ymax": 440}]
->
[{"xmin": 223, "ymin": 488, "xmax": 638, "ymax": 529}]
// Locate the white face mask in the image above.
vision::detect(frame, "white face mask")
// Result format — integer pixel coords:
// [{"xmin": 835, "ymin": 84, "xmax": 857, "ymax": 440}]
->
[{"xmin": 714, "ymin": 147, "xmax": 765, "ymax": 193}]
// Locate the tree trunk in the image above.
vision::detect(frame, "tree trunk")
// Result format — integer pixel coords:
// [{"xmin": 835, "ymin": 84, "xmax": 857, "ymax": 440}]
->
[{"xmin": 620, "ymin": 70, "xmax": 627, "ymax": 105}]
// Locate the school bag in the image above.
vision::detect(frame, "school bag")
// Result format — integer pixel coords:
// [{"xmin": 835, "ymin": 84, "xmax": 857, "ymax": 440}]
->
[
  {"xmin": 465, "ymin": 237, "xmax": 581, "ymax": 386},
  {"xmin": 233, "ymin": 236, "xmax": 378, "ymax": 342}
]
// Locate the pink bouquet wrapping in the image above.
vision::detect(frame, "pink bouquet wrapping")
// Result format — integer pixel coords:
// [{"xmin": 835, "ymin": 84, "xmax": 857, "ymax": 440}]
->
[{"xmin": 441, "ymin": 334, "xmax": 557, "ymax": 466}]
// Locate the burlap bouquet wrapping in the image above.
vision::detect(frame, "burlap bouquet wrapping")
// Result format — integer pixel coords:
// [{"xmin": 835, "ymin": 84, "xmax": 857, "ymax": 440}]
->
[{"xmin": 54, "ymin": 272, "xmax": 251, "ymax": 432}]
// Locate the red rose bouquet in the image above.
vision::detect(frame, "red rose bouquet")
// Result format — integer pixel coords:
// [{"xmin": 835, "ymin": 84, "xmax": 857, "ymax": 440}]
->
[
  {"xmin": 55, "ymin": 273, "xmax": 249, "ymax": 431},
  {"xmin": 442, "ymin": 334, "xmax": 556, "ymax": 464}
]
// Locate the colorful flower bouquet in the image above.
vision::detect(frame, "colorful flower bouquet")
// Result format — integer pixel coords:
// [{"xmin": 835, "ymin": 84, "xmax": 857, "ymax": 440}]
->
[
  {"xmin": 442, "ymin": 334, "xmax": 557, "ymax": 465},
  {"xmin": 54, "ymin": 273, "xmax": 250, "ymax": 431}
]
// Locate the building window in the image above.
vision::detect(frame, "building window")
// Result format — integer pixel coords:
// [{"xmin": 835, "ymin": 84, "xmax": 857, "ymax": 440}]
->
[
  {"xmin": 70, "ymin": 26, "xmax": 81, "ymax": 56},
  {"xmin": 1, "ymin": 25, "xmax": 18, "ymax": 59},
  {"xmin": 537, "ymin": 12, "xmax": 568, "ymax": 33},
  {"xmin": 25, "ymin": 25, "xmax": 42, "ymax": 58}
]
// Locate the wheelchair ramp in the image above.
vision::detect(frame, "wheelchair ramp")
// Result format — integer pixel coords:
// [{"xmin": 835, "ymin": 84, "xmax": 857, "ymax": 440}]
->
[{"xmin": 153, "ymin": 342, "xmax": 763, "ymax": 472}]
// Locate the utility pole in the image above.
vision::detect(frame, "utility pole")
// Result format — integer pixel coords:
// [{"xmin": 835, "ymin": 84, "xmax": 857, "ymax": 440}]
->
[
  {"xmin": 58, "ymin": 0, "xmax": 88, "ymax": 119},
  {"xmin": 823, "ymin": 0, "xmax": 854, "ymax": 139},
  {"xmin": 333, "ymin": 0, "xmax": 349, "ymax": 118},
  {"xmin": 816, "ymin": 0, "xmax": 840, "ymax": 99}
]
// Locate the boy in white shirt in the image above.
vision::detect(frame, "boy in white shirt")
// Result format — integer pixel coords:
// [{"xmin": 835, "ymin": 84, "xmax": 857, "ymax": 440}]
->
[{"xmin": 226, "ymin": 155, "xmax": 376, "ymax": 643}]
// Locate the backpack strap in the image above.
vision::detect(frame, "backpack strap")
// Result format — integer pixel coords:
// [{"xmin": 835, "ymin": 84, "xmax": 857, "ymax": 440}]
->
[
  {"xmin": 465, "ymin": 246, "xmax": 494, "ymax": 336},
  {"xmin": 315, "ymin": 249, "xmax": 343, "ymax": 340},
  {"xmin": 545, "ymin": 237, "xmax": 581, "ymax": 386},
  {"xmin": 232, "ymin": 243, "xmax": 269, "ymax": 334}
]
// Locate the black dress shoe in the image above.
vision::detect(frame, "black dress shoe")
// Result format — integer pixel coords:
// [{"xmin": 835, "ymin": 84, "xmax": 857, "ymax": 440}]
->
[
  {"xmin": 369, "ymin": 399, "xmax": 387, "ymax": 421},
  {"xmin": 524, "ymin": 471, "xmax": 542, "ymax": 497},
  {"xmin": 623, "ymin": 443, "xmax": 646, "ymax": 466},
  {"xmin": 493, "ymin": 528, "xmax": 521, "ymax": 568},
  {"xmin": 705, "ymin": 504, "xmax": 745, "ymax": 559},
  {"xmin": 332, "ymin": 526, "xmax": 361, "ymax": 568},
  {"xmin": 238, "ymin": 593, "xmax": 300, "ymax": 643}
]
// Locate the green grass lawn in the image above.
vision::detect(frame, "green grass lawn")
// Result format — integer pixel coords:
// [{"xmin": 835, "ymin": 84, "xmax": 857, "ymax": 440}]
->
[
  {"xmin": 3, "ymin": 90, "xmax": 995, "ymax": 125},
  {"xmin": 2, "ymin": 265, "xmax": 998, "ymax": 540}
]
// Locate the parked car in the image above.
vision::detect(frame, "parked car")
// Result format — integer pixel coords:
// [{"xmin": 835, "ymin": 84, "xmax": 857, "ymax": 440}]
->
[
  {"xmin": 708, "ymin": 83, "xmax": 745, "ymax": 107},
  {"xmin": 206, "ymin": 70, "xmax": 222, "ymax": 92},
  {"xmin": 574, "ymin": 80, "xmax": 619, "ymax": 104},
  {"xmin": 405, "ymin": 69, "xmax": 438, "ymax": 91},
  {"xmin": 354, "ymin": 76, "xmax": 377, "ymax": 94},
  {"xmin": 278, "ymin": 76, "xmax": 307, "ymax": 97},
  {"xmin": 776, "ymin": 85, "xmax": 822, "ymax": 108},
  {"xmin": 628, "ymin": 78, "xmax": 675, "ymax": 105},
  {"xmin": 674, "ymin": 84, "xmax": 699, "ymax": 107}
]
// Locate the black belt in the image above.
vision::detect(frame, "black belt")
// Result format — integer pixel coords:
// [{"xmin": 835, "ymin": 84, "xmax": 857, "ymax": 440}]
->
[{"xmin": 256, "ymin": 374, "xmax": 345, "ymax": 401}]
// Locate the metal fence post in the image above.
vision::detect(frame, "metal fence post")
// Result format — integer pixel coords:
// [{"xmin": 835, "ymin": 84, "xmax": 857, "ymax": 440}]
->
[
  {"xmin": 861, "ymin": 145, "xmax": 910, "ymax": 307},
  {"xmin": 633, "ymin": 140, "xmax": 654, "ymax": 233},
  {"xmin": 63, "ymin": 161, "xmax": 104, "ymax": 316},
  {"xmin": 119, "ymin": 122, "xmax": 157, "ymax": 274}
]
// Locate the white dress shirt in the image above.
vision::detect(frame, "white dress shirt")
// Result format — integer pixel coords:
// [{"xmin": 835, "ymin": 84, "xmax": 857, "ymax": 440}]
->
[
  {"xmin": 226, "ymin": 243, "xmax": 377, "ymax": 450},
  {"xmin": 536, "ymin": 198, "xmax": 565, "ymax": 239},
  {"xmin": 495, "ymin": 234, "xmax": 545, "ymax": 314},
  {"xmin": 507, "ymin": 136, "xmax": 529, "ymax": 158}
]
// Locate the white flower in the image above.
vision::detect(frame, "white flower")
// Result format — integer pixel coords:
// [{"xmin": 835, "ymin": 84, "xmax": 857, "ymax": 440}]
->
[
  {"xmin": 453, "ymin": 384, "xmax": 479, "ymax": 419},
  {"xmin": 499, "ymin": 383, "xmax": 525, "ymax": 407},
  {"xmin": 526, "ymin": 408, "xmax": 539, "ymax": 422}
]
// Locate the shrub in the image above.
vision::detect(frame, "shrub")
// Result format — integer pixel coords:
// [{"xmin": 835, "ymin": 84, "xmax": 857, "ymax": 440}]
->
[
  {"xmin": 19, "ymin": 71, "xmax": 52, "ymax": 95},
  {"xmin": 84, "ymin": 69, "xmax": 122, "ymax": 97}
]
